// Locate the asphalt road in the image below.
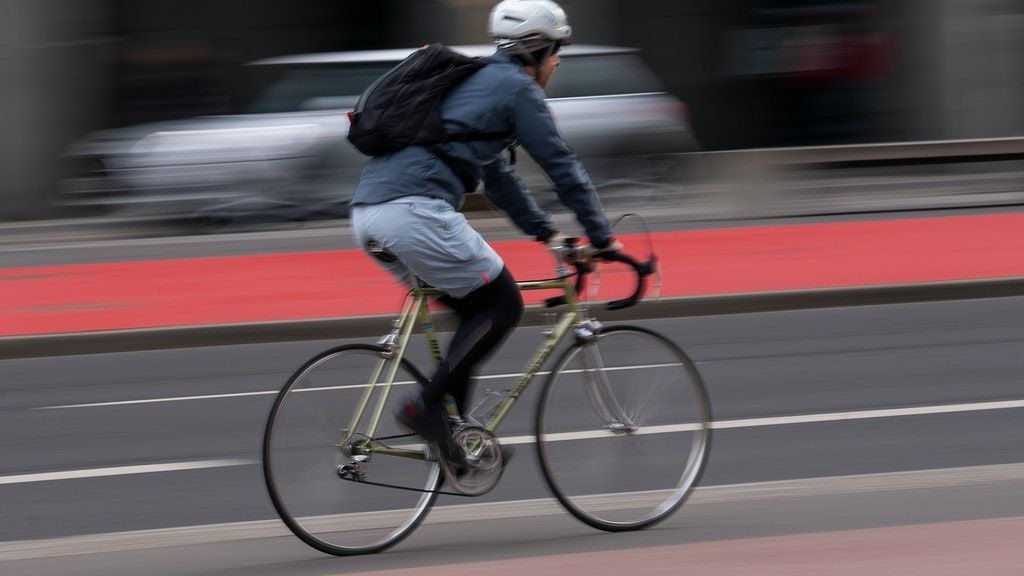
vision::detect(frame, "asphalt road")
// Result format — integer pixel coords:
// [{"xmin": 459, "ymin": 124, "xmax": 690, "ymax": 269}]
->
[{"xmin": 2, "ymin": 296, "xmax": 1023, "ymax": 574}]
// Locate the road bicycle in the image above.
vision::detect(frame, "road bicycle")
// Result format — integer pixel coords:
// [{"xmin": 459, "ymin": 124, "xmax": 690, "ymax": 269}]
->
[{"xmin": 262, "ymin": 238, "xmax": 712, "ymax": 555}]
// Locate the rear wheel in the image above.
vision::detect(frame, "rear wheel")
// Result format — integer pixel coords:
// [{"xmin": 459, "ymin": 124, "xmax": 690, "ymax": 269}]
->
[
  {"xmin": 263, "ymin": 344, "xmax": 441, "ymax": 555},
  {"xmin": 535, "ymin": 325, "xmax": 711, "ymax": 531}
]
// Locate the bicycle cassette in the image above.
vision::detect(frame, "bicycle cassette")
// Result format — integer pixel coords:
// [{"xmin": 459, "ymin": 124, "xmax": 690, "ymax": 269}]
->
[{"xmin": 441, "ymin": 427, "xmax": 505, "ymax": 496}]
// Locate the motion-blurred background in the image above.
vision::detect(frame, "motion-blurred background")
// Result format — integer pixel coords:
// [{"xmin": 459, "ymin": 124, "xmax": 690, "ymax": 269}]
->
[
  {"xmin": 2, "ymin": 0, "xmax": 1022, "ymax": 223},
  {"xmin": 4, "ymin": 5, "xmax": 1024, "ymax": 573}
]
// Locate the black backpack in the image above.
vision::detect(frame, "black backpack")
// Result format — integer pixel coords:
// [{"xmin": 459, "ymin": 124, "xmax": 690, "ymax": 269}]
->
[{"xmin": 346, "ymin": 43, "xmax": 510, "ymax": 192}]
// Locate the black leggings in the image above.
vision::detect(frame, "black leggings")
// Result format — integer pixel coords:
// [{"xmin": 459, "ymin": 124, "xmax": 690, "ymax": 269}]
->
[{"xmin": 421, "ymin": 266, "xmax": 524, "ymax": 414}]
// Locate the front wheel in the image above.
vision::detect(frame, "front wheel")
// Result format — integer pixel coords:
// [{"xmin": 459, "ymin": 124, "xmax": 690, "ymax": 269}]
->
[
  {"xmin": 535, "ymin": 325, "xmax": 712, "ymax": 531},
  {"xmin": 263, "ymin": 344, "xmax": 442, "ymax": 555}
]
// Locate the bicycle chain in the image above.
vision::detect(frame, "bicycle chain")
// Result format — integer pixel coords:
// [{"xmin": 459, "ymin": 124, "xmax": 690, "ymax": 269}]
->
[
  {"xmin": 338, "ymin": 473, "xmax": 471, "ymax": 497},
  {"xmin": 342, "ymin": 433, "xmax": 474, "ymax": 497}
]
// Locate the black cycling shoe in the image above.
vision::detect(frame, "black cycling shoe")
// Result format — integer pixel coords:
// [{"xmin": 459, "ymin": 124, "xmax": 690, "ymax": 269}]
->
[{"xmin": 394, "ymin": 396, "xmax": 464, "ymax": 465}]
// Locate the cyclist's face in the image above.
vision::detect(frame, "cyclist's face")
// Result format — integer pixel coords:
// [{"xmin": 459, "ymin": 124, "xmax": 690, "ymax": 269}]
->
[{"xmin": 536, "ymin": 52, "xmax": 561, "ymax": 88}]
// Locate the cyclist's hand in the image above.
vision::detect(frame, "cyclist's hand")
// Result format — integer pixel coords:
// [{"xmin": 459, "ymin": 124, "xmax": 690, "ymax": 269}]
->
[
  {"xmin": 544, "ymin": 232, "xmax": 575, "ymax": 261},
  {"xmin": 580, "ymin": 238, "xmax": 623, "ymax": 260}
]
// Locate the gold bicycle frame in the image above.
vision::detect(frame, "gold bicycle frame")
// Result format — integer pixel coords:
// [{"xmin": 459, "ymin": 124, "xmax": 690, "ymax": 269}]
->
[{"xmin": 349, "ymin": 274, "xmax": 585, "ymax": 462}]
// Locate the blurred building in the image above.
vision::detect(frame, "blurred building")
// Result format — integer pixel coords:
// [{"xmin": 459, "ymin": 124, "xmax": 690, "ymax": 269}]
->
[
  {"xmin": 0, "ymin": 0, "xmax": 389, "ymax": 220},
  {"xmin": 2, "ymin": 0, "xmax": 1024, "ymax": 220},
  {"xmin": 1, "ymin": 0, "xmax": 109, "ymax": 219}
]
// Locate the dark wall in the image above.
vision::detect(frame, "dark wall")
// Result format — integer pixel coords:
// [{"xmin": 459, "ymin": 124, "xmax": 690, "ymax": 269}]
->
[
  {"xmin": 105, "ymin": 0, "xmax": 393, "ymax": 126},
  {"xmin": 608, "ymin": 0, "xmax": 911, "ymax": 149},
  {"xmin": 101, "ymin": 0, "xmax": 913, "ymax": 148},
  {"xmin": 385, "ymin": 0, "xmax": 913, "ymax": 150}
]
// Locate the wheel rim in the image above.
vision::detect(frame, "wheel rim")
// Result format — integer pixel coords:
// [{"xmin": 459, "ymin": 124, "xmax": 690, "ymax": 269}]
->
[
  {"xmin": 536, "ymin": 327, "xmax": 711, "ymax": 530},
  {"xmin": 263, "ymin": 345, "xmax": 440, "ymax": 554}
]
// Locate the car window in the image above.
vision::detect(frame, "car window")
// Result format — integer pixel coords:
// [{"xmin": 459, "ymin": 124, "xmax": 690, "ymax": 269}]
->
[
  {"xmin": 544, "ymin": 54, "xmax": 666, "ymax": 98},
  {"xmin": 240, "ymin": 52, "xmax": 666, "ymax": 113},
  {"xmin": 244, "ymin": 64, "xmax": 392, "ymax": 113}
]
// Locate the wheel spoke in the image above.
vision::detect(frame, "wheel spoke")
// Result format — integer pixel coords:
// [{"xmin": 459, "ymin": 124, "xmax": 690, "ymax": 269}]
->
[
  {"xmin": 263, "ymin": 344, "xmax": 440, "ymax": 556},
  {"xmin": 536, "ymin": 326, "xmax": 711, "ymax": 531}
]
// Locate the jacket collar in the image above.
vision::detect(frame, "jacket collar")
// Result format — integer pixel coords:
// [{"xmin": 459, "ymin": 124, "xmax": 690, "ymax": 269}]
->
[{"xmin": 489, "ymin": 50, "xmax": 519, "ymax": 65}]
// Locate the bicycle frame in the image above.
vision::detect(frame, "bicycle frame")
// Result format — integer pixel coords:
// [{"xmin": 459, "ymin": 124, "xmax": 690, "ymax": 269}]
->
[
  {"xmin": 347, "ymin": 273, "xmax": 587, "ymax": 462},
  {"xmin": 264, "ymin": 242, "xmax": 709, "ymax": 553}
]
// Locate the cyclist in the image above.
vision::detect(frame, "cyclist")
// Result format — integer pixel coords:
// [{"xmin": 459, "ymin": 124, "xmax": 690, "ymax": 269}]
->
[{"xmin": 351, "ymin": 0, "xmax": 621, "ymax": 463}]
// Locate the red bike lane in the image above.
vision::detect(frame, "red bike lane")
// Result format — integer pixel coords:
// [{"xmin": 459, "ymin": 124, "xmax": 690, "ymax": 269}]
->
[{"xmin": 2, "ymin": 212, "xmax": 1023, "ymax": 338}]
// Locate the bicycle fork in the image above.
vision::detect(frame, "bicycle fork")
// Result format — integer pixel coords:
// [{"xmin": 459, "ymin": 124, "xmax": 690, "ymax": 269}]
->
[{"xmin": 576, "ymin": 324, "xmax": 637, "ymax": 433}]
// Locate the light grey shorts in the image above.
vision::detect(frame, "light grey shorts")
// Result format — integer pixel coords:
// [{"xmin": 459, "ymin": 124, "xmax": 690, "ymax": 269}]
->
[{"xmin": 351, "ymin": 196, "xmax": 505, "ymax": 298}]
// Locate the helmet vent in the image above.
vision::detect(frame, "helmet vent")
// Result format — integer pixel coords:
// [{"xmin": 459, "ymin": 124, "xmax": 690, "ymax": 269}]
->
[{"xmin": 502, "ymin": 15, "xmax": 526, "ymax": 23}]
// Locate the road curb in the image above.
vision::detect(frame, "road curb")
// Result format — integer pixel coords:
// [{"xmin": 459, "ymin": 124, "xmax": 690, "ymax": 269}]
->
[{"xmin": 2, "ymin": 276, "xmax": 1023, "ymax": 360}]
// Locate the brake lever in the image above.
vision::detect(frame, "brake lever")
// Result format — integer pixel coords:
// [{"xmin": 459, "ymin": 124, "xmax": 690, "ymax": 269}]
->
[
  {"xmin": 595, "ymin": 251, "xmax": 657, "ymax": 311},
  {"xmin": 544, "ymin": 259, "xmax": 591, "ymax": 308}
]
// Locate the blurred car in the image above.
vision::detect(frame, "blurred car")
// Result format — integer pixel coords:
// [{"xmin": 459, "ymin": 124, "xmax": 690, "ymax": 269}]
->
[{"xmin": 58, "ymin": 44, "xmax": 699, "ymax": 228}]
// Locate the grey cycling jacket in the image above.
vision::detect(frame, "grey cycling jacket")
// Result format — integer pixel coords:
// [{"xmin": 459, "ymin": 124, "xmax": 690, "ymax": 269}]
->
[{"xmin": 350, "ymin": 51, "xmax": 612, "ymax": 247}]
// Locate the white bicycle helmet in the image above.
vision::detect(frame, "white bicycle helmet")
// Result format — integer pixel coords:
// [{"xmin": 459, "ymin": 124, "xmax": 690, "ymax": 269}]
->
[{"xmin": 489, "ymin": 0, "xmax": 573, "ymax": 54}]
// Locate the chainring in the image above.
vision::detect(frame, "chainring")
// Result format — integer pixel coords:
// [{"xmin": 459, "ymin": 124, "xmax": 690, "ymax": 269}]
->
[{"xmin": 441, "ymin": 426, "xmax": 505, "ymax": 496}]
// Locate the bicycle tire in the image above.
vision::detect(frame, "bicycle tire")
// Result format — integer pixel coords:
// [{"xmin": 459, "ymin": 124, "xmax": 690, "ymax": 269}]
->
[
  {"xmin": 263, "ymin": 344, "xmax": 442, "ymax": 556},
  {"xmin": 535, "ymin": 325, "xmax": 712, "ymax": 532}
]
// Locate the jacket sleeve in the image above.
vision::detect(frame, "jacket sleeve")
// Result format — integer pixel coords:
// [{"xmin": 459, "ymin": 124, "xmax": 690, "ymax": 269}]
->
[
  {"xmin": 481, "ymin": 155, "xmax": 557, "ymax": 242},
  {"xmin": 511, "ymin": 83, "xmax": 613, "ymax": 247}
]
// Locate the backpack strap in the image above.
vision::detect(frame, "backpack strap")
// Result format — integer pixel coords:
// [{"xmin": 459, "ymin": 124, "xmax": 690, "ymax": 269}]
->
[
  {"xmin": 428, "ymin": 145, "xmax": 483, "ymax": 195},
  {"xmin": 429, "ymin": 131, "xmax": 515, "ymax": 194}
]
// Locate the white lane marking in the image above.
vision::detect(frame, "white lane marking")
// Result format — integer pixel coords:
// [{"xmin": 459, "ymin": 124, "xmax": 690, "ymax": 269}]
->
[
  {"xmin": 397, "ymin": 423, "xmax": 703, "ymax": 450},
  {"xmin": 37, "ymin": 388, "xmax": 1024, "ymax": 439},
  {"xmin": 36, "ymin": 364, "xmax": 679, "ymax": 409},
  {"xmin": 711, "ymin": 399, "xmax": 1024, "ymax": 429},
  {"xmin": 13, "ymin": 397, "xmax": 1023, "ymax": 487},
  {"xmin": 502, "ymin": 399, "xmax": 1024, "ymax": 445},
  {"xmin": 503, "ymin": 423, "xmax": 702, "ymax": 445},
  {"xmin": 38, "ymin": 390, "xmax": 281, "ymax": 408},
  {"xmin": 0, "ymin": 459, "xmax": 254, "ymax": 486},
  {"xmin": 406, "ymin": 398, "xmax": 1024, "ymax": 447},
  {"xmin": 2, "ymin": 462, "xmax": 1023, "ymax": 561}
]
